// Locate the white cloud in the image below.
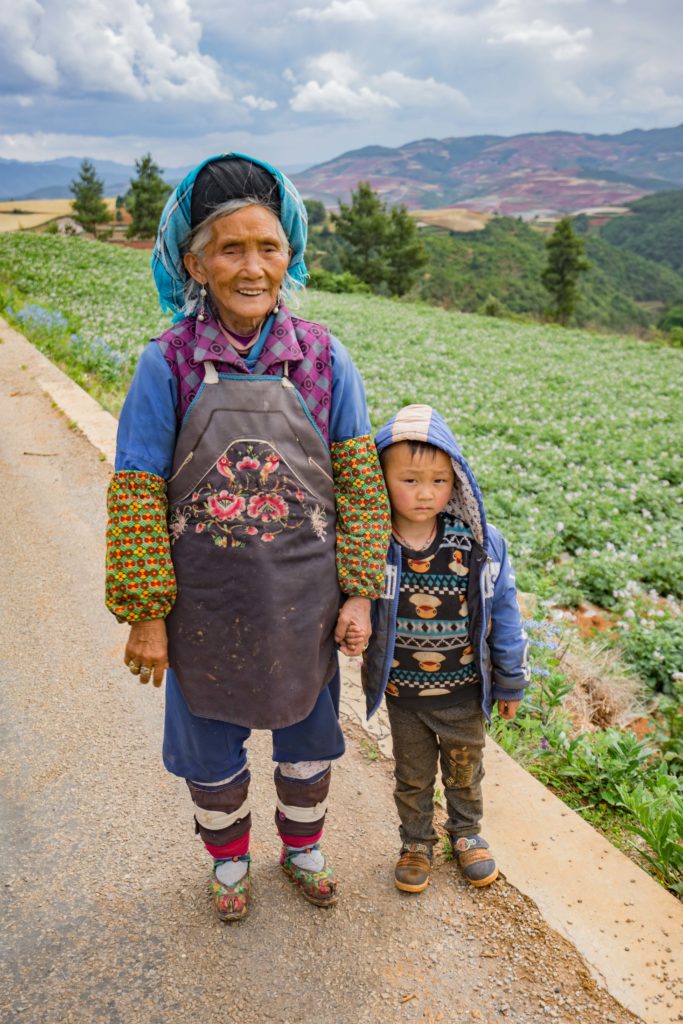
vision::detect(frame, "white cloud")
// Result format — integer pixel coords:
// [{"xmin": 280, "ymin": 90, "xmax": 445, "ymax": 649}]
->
[
  {"xmin": 290, "ymin": 52, "xmax": 468, "ymax": 118},
  {"xmin": 295, "ymin": 0, "xmax": 375, "ymax": 22},
  {"xmin": 291, "ymin": 80, "xmax": 398, "ymax": 116},
  {"xmin": 0, "ymin": 0, "xmax": 58, "ymax": 87},
  {"xmin": 307, "ymin": 52, "xmax": 359, "ymax": 87},
  {"xmin": 242, "ymin": 94, "xmax": 277, "ymax": 111},
  {"xmin": 0, "ymin": 0, "xmax": 227, "ymax": 102},
  {"xmin": 623, "ymin": 79, "xmax": 683, "ymax": 117},
  {"xmin": 374, "ymin": 71, "xmax": 469, "ymax": 109},
  {"xmin": 0, "ymin": 130, "xmax": 154, "ymax": 163},
  {"xmin": 489, "ymin": 19, "xmax": 592, "ymax": 60}
]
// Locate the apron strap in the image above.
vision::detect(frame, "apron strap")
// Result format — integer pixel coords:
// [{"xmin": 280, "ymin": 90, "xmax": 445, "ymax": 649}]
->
[{"xmin": 203, "ymin": 360, "xmax": 219, "ymax": 384}]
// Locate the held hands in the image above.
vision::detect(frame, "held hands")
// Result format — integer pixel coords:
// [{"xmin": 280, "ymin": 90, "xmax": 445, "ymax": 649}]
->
[
  {"xmin": 124, "ymin": 618, "xmax": 169, "ymax": 688},
  {"xmin": 497, "ymin": 698, "xmax": 521, "ymax": 720},
  {"xmin": 334, "ymin": 596, "xmax": 371, "ymax": 657}
]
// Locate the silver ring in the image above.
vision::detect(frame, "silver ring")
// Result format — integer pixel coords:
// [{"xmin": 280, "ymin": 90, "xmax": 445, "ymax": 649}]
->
[{"xmin": 139, "ymin": 665, "xmax": 152, "ymax": 676}]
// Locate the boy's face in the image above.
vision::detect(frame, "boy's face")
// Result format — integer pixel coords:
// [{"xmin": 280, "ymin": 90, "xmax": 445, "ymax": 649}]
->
[{"xmin": 382, "ymin": 442, "xmax": 454, "ymax": 530}]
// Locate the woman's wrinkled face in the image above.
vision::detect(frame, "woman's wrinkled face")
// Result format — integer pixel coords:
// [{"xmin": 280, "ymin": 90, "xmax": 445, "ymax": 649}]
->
[{"xmin": 184, "ymin": 205, "xmax": 290, "ymax": 335}]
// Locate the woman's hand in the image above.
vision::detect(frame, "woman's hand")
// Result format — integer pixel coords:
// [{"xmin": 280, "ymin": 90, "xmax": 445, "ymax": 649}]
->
[
  {"xmin": 335, "ymin": 596, "xmax": 372, "ymax": 657},
  {"xmin": 497, "ymin": 698, "xmax": 521, "ymax": 720},
  {"xmin": 124, "ymin": 618, "xmax": 169, "ymax": 688}
]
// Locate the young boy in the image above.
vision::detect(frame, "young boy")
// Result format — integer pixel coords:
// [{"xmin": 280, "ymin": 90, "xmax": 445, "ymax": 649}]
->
[{"xmin": 360, "ymin": 404, "xmax": 529, "ymax": 892}]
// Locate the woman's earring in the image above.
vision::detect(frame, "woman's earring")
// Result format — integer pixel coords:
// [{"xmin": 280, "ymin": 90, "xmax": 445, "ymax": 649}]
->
[{"xmin": 197, "ymin": 285, "xmax": 207, "ymax": 322}]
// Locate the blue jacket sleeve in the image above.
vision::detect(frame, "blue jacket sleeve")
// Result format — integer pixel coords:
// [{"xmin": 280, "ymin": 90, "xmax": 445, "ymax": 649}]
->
[
  {"xmin": 115, "ymin": 342, "xmax": 179, "ymax": 478},
  {"xmin": 487, "ymin": 528, "xmax": 530, "ymax": 701},
  {"xmin": 329, "ymin": 335, "xmax": 371, "ymax": 442}
]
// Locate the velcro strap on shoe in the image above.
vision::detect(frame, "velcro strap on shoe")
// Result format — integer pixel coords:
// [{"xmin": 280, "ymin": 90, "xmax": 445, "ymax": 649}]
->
[
  {"xmin": 399, "ymin": 851, "xmax": 431, "ymax": 869},
  {"xmin": 458, "ymin": 847, "xmax": 493, "ymax": 868}
]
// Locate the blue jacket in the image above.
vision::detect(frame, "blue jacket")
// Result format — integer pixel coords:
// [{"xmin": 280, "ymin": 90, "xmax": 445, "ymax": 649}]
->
[{"xmin": 362, "ymin": 405, "xmax": 529, "ymax": 722}]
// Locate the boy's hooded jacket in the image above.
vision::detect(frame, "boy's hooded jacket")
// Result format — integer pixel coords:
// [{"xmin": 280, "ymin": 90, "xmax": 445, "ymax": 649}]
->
[{"xmin": 362, "ymin": 405, "xmax": 529, "ymax": 722}]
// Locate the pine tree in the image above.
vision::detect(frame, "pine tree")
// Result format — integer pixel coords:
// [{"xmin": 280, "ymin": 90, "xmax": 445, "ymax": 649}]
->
[
  {"xmin": 385, "ymin": 205, "xmax": 427, "ymax": 297},
  {"xmin": 332, "ymin": 182, "xmax": 390, "ymax": 292},
  {"xmin": 70, "ymin": 159, "xmax": 110, "ymax": 236},
  {"xmin": 126, "ymin": 154, "xmax": 172, "ymax": 239},
  {"xmin": 304, "ymin": 198, "xmax": 327, "ymax": 226},
  {"xmin": 541, "ymin": 218, "xmax": 590, "ymax": 325},
  {"xmin": 332, "ymin": 182, "xmax": 426, "ymax": 296}
]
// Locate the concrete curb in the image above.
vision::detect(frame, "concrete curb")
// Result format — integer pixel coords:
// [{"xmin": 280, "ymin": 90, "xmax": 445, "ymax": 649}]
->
[{"xmin": 3, "ymin": 316, "xmax": 681, "ymax": 1024}]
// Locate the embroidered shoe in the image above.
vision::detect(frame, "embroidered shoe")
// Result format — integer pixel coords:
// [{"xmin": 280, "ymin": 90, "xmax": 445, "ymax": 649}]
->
[
  {"xmin": 452, "ymin": 835, "xmax": 498, "ymax": 887},
  {"xmin": 394, "ymin": 842, "xmax": 432, "ymax": 893},
  {"xmin": 210, "ymin": 855, "xmax": 251, "ymax": 922},
  {"xmin": 280, "ymin": 844, "xmax": 339, "ymax": 907}
]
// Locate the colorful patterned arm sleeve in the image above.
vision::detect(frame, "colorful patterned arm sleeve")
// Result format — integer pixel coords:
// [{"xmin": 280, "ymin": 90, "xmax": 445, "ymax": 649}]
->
[
  {"xmin": 331, "ymin": 435, "xmax": 391, "ymax": 598},
  {"xmin": 105, "ymin": 471, "xmax": 177, "ymax": 623}
]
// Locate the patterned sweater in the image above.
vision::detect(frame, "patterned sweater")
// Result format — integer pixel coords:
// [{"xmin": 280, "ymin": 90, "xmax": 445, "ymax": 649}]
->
[{"xmin": 386, "ymin": 515, "xmax": 480, "ymax": 710}]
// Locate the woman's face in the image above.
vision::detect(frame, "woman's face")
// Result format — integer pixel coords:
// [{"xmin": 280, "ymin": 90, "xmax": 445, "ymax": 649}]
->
[{"xmin": 184, "ymin": 205, "xmax": 290, "ymax": 336}]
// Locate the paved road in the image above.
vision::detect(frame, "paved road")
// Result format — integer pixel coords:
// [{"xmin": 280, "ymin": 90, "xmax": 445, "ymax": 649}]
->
[{"xmin": 0, "ymin": 337, "xmax": 642, "ymax": 1024}]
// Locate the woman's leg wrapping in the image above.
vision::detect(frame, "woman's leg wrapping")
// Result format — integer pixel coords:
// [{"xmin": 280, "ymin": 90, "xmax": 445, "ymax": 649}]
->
[{"xmin": 272, "ymin": 672, "xmax": 345, "ymax": 904}]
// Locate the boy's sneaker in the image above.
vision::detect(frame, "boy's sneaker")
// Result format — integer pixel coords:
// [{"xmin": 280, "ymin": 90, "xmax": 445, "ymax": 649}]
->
[
  {"xmin": 394, "ymin": 842, "xmax": 432, "ymax": 893},
  {"xmin": 452, "ymin": 835, "xmax": 498, "ymax": 887}
]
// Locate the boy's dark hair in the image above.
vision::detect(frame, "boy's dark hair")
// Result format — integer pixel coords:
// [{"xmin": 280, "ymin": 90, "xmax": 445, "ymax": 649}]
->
[{"xmin": 379, "ymin": 439, "xmax": 443, "ymax": 468}]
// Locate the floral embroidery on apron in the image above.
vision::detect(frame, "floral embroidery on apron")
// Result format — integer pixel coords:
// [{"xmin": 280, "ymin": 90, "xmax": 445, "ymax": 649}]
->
[{"xmin": 168, "ymin": 440, "xmax": 329, "ymax": 548}]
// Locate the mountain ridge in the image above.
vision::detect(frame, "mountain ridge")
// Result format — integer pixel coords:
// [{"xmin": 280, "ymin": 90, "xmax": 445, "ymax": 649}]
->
[{"xmin": 294, "ymin": 124, "xmax": 683, "ymax": 216}]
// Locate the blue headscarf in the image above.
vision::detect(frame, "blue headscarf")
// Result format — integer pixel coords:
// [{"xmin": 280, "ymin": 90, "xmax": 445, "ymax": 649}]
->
[{"xmin": 151, "ymin": 152, "xmax": 308, "ymax": 320}]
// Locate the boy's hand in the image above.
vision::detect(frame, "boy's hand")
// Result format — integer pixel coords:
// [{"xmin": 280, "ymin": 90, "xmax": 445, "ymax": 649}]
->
[
  {"xmin": 335, "ymin": 596, "xmax": 371, "ymax": 656},
  {"xmin": 497, "ymin": 698, "xmax": 520, "ymax": 720}
]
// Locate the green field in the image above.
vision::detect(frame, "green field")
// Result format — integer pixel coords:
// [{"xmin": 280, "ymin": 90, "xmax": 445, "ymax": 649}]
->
[{"xmin": 1, "ymin": 232, "xmax": 682, "ymax": 692}]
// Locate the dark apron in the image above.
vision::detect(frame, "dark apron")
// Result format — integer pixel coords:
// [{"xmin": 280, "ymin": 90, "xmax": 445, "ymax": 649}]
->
[{"xmin": 165, "ymin": 361, "xmax": 340, "ymax": 729}]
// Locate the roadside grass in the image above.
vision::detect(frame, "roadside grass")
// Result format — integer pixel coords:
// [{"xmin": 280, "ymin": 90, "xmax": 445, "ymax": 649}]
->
[
  {"xmin": 1, "ymin": 231, "xmax": 681, "ymax": 894},
  {"xmin": 490, "ymin": 619, "xmax": 682, "ymax": 896}
]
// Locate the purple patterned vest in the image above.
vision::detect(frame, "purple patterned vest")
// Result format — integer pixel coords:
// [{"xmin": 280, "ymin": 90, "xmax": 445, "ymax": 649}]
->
[{"xmin": 155, "ymin": 306, "xmax": 333, "ymax": 444}]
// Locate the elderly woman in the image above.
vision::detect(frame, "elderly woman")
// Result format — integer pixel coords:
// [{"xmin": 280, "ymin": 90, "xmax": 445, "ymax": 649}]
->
[{"xmin": 105, "ymin": 154, "xmax": 390, "ymax": 922}]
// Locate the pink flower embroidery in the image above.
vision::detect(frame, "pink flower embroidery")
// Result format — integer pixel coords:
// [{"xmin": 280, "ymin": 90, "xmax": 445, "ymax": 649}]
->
[
  {"xmin": 247, "ymin": 492, "xmax": 288, "ymax": 522},
  {"xmin": 262, "ymin": 532, "xmax": 275, "ymax": 542},
  {"xmin": 294, "ymin": 489, "xmax": 306, "ymax": 501},
  {"xmin": 259, "ymin": 453, "xmax": 281, "ymax": 484},
  {"xmin": 246, "ymin": 526, "xmax": 258, "ymax": 535},
  {"xmin": 192, "ymin": 491, "xmax": 200, "ymax": 501},
  {"xmin": 216, "ymin": 456, "xmax": 235, "ymax": 479},
  {"xmin": 195, "ymin": 522, "xmax": 205, "ymax": 533},
  {"xmin": 236, "ymin": 457, "xmax": 260, "ymax": 471},
  {"xmin": 207, "ymin": 491, "xmax": 246, "ymax": 521}
]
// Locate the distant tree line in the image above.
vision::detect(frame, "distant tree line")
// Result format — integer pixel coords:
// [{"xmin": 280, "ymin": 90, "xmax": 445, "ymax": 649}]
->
[
  {"xmin": 306, "ymin": 183, "xmax": 592, "ymax": 323},
  {"xmin": 308, "ymin": 182, "xmax": 683, "ymax": 337}
]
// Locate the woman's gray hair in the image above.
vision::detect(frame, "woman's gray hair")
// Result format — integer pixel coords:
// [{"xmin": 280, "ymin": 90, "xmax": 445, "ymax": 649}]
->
[{"xmin": 181, "ymin": 198, "xmax": 300, "ymax": 318}]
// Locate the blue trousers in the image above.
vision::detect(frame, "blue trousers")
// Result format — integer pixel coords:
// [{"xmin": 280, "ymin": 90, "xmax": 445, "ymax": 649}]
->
[{"xmin": 162, "ymin": 667, "xmax": 345, "ymax": 782}]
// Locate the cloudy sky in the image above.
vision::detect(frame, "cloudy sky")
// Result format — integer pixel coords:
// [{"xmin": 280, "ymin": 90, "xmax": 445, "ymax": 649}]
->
[{"xmin": 1, "ymin": 0, "xmax": 681, "ymax": 172}]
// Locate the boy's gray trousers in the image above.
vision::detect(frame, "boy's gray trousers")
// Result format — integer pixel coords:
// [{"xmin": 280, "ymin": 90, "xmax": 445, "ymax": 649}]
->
[{"xmin": 386, "ymin": 699, "xmax": 486, "ymax": 845}]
